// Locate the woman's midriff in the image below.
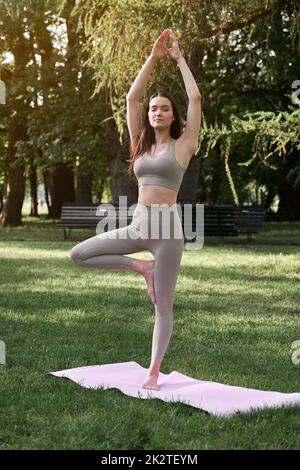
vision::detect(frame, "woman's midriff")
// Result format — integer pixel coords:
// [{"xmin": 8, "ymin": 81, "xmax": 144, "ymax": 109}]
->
[{"xmin": 137, "ymin": 185, "xmax": 178, "ymax": 206}]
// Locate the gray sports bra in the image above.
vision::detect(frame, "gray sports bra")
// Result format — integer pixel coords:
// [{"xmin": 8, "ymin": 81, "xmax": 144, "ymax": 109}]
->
[{"xmin": 133, "ymin": 138, "xmax": 186, "ymax": 192}]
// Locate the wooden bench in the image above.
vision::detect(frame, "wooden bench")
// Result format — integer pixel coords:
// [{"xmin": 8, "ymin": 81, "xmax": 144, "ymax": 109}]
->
[
  {"xmin": 57, "ymin": 202, "xmax": 265, "ymax": 242},
  {"xmin": 180, "ymin": 203, "xmax": 238, "ymax": 243},
  {"xmin": 180, "ymin": 204, "xmax": 265, "ymax": 242},
  {"xmin": 56, "ymin": 203, "xmax": 133, "ymax": 240},
  {"xmin": 233, "ymin": 205, "xmax": 266, "ymax": 241}
]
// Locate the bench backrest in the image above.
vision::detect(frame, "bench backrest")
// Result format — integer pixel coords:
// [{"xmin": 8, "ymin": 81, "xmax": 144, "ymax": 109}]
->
[
  {"xmin": 233, "ymin": 205, "xmax": 265, "ymax": 232},
  {"xmin": 59, "ymin": 203, "xmax": 265, "ymax": 235},
  {"xmin": 58, "ymin": 203, "xmax": 135, "ymax": 226}
]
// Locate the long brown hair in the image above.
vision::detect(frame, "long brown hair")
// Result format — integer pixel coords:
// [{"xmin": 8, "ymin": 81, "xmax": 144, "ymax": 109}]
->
[{"xmin": 126, "ymin": 89, "xmax": 182, "ymax": 181}]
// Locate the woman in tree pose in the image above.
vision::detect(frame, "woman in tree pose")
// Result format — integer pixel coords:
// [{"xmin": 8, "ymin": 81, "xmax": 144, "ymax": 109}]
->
[{"xmin": 70, "ymin": 29, "xmax": 201, "ymax": 390}]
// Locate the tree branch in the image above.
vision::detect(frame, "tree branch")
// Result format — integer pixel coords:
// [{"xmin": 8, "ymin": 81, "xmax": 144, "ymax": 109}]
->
[{"xmin": 201, "ymin": 0, "xmax": 291, "ymax": 39}]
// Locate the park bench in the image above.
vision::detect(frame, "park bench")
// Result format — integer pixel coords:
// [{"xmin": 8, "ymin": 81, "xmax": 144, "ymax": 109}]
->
[
  {"xmin": 56, "ymin": 203, "xmax": 132, "ymax": 240},
  {"xmin": 57, "ymin": 202, "xmax": 265, "ymax": 243},
  {"xmin": 233, "ymin": 205, "xmax": 266, "ymax": 241},
  {"xmin": 181, "ymin": 204, "xmax": 265, "ymax": 242}
]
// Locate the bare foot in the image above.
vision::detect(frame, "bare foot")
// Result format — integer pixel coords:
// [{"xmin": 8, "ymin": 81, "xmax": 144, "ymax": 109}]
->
[
  {"xmin": 142, "ymin": 374, "xmax": 160, "ymax": 391},
  {"xmin": 133, "ymin": 259, "xmax": 156, "ymax": 304}
]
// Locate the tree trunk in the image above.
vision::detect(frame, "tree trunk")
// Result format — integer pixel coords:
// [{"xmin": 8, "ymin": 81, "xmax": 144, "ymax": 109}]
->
[
  {"xmin": 0, "ymin": 15, "xmax": 29, "ymax": 227},
  {"xmin": 0, "ymin": 118, "xmax": 26, "ymax": 227},
  {"xmin": 105, "ymin": 119, "xmax": 138, "ymax": 207},
  {"xmin": 34, "ymin": 3, "xmax": 79, "ymax": 219},
  {"xmin": 0, "ymin": 171, "xmax": 7, "ymax": 213},
  {"xmin": 277, "ymin": 149, "xmax": 300, "ymax": 221},
  {"xmin": 33, "ymin": 3, "xmax": 63, "ymax": 219},
  {"xmin": 277, "ymin": 186, "xmax": 300, "ymax": 221},
  {"xmin": 44, "ymin": 163, "xmax": 75, "ymax": 219},
  {"xmin": 75, "ymin": 161, "xmax": 93, "ymax": 203},
  {"xmin": 43, "ymin": 169, "xmax": 50, "ymax": 214},
  {"xmin": 94, "ymin": 177, "xmax": 105, "ymax": 203},
  {"xmin": 209, "ymin": 144, "xmax": 222, "ymax": 204},
  {"xmin": 264, "ymin": 187, "xmax": 277, "ymax": 210},
  {"xmin": 29, "ymin": 159, "xmax": 38, "ymax": 217}
]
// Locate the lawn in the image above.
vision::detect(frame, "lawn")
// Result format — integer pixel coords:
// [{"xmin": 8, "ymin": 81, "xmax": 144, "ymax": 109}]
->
[{"xmin": 0, "ymin": 216, "xmax": 299, "ymax": 449}]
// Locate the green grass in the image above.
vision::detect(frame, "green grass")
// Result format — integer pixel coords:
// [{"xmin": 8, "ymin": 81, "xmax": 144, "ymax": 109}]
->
[{"xmin": 0, "ymin": 218, "xmax": 300, "ymax": 449}]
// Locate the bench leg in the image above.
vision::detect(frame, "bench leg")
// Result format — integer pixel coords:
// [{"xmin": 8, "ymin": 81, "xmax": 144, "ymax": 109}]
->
[{"xmin": 63, "ymin": 228, "xmax": 71, "ymax": 240}]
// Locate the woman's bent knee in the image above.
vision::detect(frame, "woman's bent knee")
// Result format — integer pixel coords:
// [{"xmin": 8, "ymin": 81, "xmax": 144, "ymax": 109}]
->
[{"xmin": 70, "ymin": 245, "xmax": 84, "ymax": 265}]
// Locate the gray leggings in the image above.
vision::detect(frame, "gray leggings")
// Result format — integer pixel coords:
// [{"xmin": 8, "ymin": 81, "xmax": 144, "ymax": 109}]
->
[{"xmin": 70, "ymin": 202, "xmax": 184, "ymax": 372}]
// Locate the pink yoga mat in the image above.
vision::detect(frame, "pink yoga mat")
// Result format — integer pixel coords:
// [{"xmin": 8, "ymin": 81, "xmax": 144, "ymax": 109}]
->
[{"xmin": 50, "ymin": 361, "xmax": 300, "ymax": 417}]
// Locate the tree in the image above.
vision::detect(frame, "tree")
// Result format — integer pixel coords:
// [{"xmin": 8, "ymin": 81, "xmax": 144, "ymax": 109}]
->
[
  {"xmin": 0, "ymin": 0, "xmax": 31, "ymax": 226},
  {"xmin": 0, "ymin": 0, "xmax": 108, "ymax": 225}
]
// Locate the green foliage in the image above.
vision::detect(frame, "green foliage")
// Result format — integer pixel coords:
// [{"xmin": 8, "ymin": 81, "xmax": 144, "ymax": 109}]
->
[
  {"xmin": 200, "ymin": 104, "xmax": 300, "ymax": 202},
  {"xmin": 0, "ymin": 0, "xmax": 109, "ymax": 198},
  {"xmin": 202, "ymin": 105, "xmax": 300, "ymax": 167},
  {"xmin": 73, "ymin": 0, "xmax": 300, "ymax": 208},
  {"xmin": 76, "ymin": 0, "xmax": 202, "ymax": 141}
]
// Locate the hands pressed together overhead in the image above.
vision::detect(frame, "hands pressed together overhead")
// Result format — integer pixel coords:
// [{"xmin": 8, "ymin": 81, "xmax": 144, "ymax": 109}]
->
[{"xmin": 151, "ymin": 29, "xmax": 182, "ymax": 62}]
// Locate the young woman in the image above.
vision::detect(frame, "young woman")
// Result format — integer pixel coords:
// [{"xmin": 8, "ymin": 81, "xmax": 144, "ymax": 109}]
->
[{"xmin": 70, "ymin": 29, "xmax": 201, "ymax": 391}]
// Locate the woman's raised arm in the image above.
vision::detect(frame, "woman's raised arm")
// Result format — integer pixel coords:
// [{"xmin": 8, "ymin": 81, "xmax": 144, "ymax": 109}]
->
[
  {"xmin": 164, "ymin": 29, "xmax": 201, "ymax": 154},
  {"xmin": 126, "ymin": 55, "xmax": 156, "ymax": 140},
  {"xmin": 126, "ymin": 30, "xmax": 169, "ymax": 140}
]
